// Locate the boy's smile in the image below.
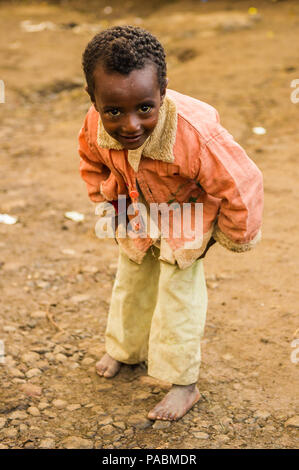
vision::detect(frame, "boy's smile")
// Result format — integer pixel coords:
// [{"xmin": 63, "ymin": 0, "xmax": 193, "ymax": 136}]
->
[{"xmin": 92, "ymin": 63, "xmax": 167, "ymax": 150}]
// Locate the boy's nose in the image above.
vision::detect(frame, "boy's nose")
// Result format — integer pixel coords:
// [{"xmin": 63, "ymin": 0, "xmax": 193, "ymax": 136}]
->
[{"xmin": 121, "ymin": 114, "xmax": 141, "ymax": 135}]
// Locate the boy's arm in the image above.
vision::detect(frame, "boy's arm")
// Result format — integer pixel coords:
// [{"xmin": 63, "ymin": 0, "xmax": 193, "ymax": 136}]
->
[
  {"xmin": 78, "ymin": 119, "xmax": 110, "ymax": 203},
  {"xmin": 197, "ymin": 127, "xmax": 263, "ymax": 252}
]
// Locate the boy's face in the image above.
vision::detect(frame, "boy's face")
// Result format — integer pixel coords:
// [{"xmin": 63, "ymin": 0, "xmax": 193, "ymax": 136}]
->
[{"xmin": 92, "ymin": 62, "xmax": 167, "ymax": 150}]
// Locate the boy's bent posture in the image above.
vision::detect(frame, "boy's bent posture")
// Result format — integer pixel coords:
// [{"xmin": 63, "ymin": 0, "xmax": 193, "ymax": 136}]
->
[{"xmin": 78, "ymin": 26, "xmax": 263, "ymax": 421}]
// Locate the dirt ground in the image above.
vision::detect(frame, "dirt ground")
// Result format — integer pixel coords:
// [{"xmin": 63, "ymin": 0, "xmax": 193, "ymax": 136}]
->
[{"xmin": 0, "ymin": 0, "xmax": 298, "ymax": 450}]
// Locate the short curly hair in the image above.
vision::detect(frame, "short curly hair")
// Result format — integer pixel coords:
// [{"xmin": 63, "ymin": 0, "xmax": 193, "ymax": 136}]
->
[{"xmin": 82, "ymin": 25, "xmax": 167, "ymax": 102}]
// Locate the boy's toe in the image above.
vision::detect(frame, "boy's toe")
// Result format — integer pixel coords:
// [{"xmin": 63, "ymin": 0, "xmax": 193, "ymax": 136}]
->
[
  {"xmin": 158, "ymin": 409, "xmax": 170, "ymax": 420},
  {"xmin": 147, "ymin": 406, "xmax": 160, "ymax": 421},
  {"xmin": 103, "ymin": 368, "xmax": 114, "ymax": 378},
  {"xmin": 95, "ymin": 362, "xmax": 106, "ymax": 376}
]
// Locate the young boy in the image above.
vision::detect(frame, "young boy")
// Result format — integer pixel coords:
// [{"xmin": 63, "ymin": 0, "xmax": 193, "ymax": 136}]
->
[{"xmin": 78, "ymin": 26, "xmax": 263, "ymax": 421}]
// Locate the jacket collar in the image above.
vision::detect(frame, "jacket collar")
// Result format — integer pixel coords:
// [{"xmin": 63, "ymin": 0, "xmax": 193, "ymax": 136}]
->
[{"xmin": 97, "ymin": 94, "xmax": 177, "ymax": 172}]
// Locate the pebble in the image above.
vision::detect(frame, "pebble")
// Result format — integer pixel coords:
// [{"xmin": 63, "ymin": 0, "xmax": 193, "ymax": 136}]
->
[
  {"xmin": 152, "ymin": 420, "xmax": 171, "ymax": 429},
  {"xmin": 28, "ymin": 406, "xmax": 40, "ymax": 417},
  {"xmin": 193, "ymin": 431, "xmax": 210, "ymax": 439},
  {"xmin": 97, "ymin": 383, "xmax": 113, "ymax": 391},
  {"xmin": 0, "ymin": 444, "xmax": 8, "ymax": 449},
  {"xmin": 70, "ymin": 294, "xmax": 91, "ymax": 303},
  {"xmin": 262, "ymin": 425, "xmax": 276, "ymax": 432},
  {"xmin": 28, "ymin": 425, "xmax": 40, "ymax": 433},
  {"xmin": 25, "ymin": 368, "xmax": 41, "ymax": 378},
  {"xmin": 221, "ymin": 417, "xmax": 233, "ymax": 426},
  {"xmin": 29, "ymin": 377, "xmax": 42, "ymax": 384},
  {"xmin": 66, "ymin": 404, "xmax": 81, "ymax": 411},
  {"xmin": 42, "ymin": 410, "xmax": 57, "ymax": 419},
  {"xmin": 7, "ymin": 345, "xmax": 21, "ymax": 358},
  {"xmin": 52, "ymin": 399, "xmax": 67, "ymax": 409},
  {"xmin": 101, "ymin": 425, "xmax": 116, "ymax": 435},
  {"xmin": 0, "ymin": 417, "xmax": 7, "ymax": 429},
  {"xmin": 3, "ymin": 428, "xmax": 18, "ymax": 438},
  {"xmin": 88, "ymin": 345, "xmax": 104, "ymax": 357},
  {"xmin": 69, "ymin": 362, "xmax": 80, "ymax": 369},
  {"xmin": 11, "ymin": 419, "xmax": 21, "ymax": 426},
  {"xmin": 55, "ymin": 353, "xmax": 67, "ymax": 362},
  {"xmin": 36, "ymin": 280, "xmax": 50, "ymax": 289},
  {"xmin": 284, "ymin": 416, "xmax": 299, "ymax": 428},
  {"xmin": 30, "ymin": 311, "xmax": 47, "ymax": 319},
  {"xmin": 133, "ymin": 391, "xmax": 151, "ymax": 401},
  {"xmin": 216, "ymin": 434, "xmax": 230, "ymax": 443},
  {"xmin": 193, "ymin": 419, "xmax": 210, "ymax": 427},
  {"xmin": 3, "ymin": 325, "xmax": 17, "ymax": 332},
  {"xmin": 9, "ymin": 411, "xmax": 28, "ymax": 420},
  {"xmin": 45, "ymin": 352, "xmax": 55, "ymax": 362},
  {"xmin": 98, "ymin": 416, "xmax": 113, "ymax": 426},
  {"xmin": 8, "ymin": 367, "xmax": 24, "ymax": 378},
  {"xmin": 19, "ymin": 424, "xmax": 28, "ymax": 432},
  {"xmin": 4, "ymin": 355, "xmax": 16, "ymax": 367},
  {"xmin": 81, "ymin": 357, "xmax": 94, "ymax": 365},
  {"xmin": 113, "ymin": 421, "xmax": 126, "ymax": 430},
  {"xmin": 250, "ymin": 371, "xmax": 259, "ymax": 377},
  {"xmin": 91, "ymin": 405, "xmax": 106, "ymax": 415},
  {"xmin": 71, "ymin": 353, "xmax": 80, "ymax": 362},
  {"xmin": 53, "ymin": 345, "xmax": 65, "ymax": 354},
  {"xmin": 20, "ymin": 383, "xmax": 42, "ymax": 397},
  {"xmin": 254, "ymin": 410, "xmax": 271, "ymax": 420},
  {"xmin": 233, "ymin": 383, "xmax": 242, "ymax": 390},
  {"xmin": 113, "ymin": 405, "xmax": 131, "ymax": 415},
  {"xmin": 127, "ymin": 414, "xmax": 152, "ymax": 429},
  {"xmin": 64, "ymin": 343, "xmax": 77, "ymax": 351},
  {"xmin": 24, "ymin": 442, "xmax": 35, "ymax": 449},
  {"xmin": 209, "ymin": 405, "xmax": 222, "ymax": 415},
  {"xmin": 12, "ymin": 378, "xmax": 26, "ymax": 384},
  {"xmin": 61, "ymin": 436, "xmax": 93, "ymax": 449},
  {"xmin": 38, "ymin": 402, "xmax": 49, "ymax": 410},
  {"xmin": 39, "ymin": 438, "xmax": 56, "ymax": 449},
  {"xmin": 234, "ymin": 413, "xmax": 248, "ymax": 423},
  {"xmin": 207, "ymin": 281, "xmax": 219, "ymax": 289},
  {"xmin": 213, "ymin": 424, "xmax": 223, "ymax": 432},
  {"xmin": 82, "ymin": 265, "xmax": 98, "ymax": 274},
  {"xmin": 22, "ymin": 352, "xmax": 40, "ymax": 364},
  {"xmin": 82, "ymin": 377, "xmax": 92, "ymax": 384}
]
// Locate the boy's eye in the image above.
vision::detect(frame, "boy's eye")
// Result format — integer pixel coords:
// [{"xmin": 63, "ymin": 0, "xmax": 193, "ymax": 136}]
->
[
  {"xmin": 139, "ymin": 104, "xmax": 152, "ymax": 113},
  {"xmin": 106, "ymin": 109, "xmax": 120, "ymax": 117}
]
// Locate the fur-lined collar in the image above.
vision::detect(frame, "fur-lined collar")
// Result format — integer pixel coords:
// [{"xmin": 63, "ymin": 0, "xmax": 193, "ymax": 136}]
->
[{"xmin": 97, "ymin": 95, "xmax": 177, "ymax": 172}]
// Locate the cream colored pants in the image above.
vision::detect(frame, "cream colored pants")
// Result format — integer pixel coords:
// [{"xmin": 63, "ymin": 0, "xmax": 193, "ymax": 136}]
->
[{"xmin": 105, "ymin": 246, "xmax": 208, "ymax": 385}]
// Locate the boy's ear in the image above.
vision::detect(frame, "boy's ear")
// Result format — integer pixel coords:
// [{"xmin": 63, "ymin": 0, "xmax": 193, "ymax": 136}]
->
[
  {"xmin": 85, "ymin": 85, "xmax": 98, "ymax": 110},
  {"xmin": 160, "ymin": 78, "xmax": 169, "ymax": 105},
  {"xmin": 85, "ymin": 85, "xmax": 92, "ymax": 98}
]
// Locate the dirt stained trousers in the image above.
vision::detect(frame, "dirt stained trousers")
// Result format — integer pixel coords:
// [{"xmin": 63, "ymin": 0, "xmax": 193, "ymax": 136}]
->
[{"xmin": 105, "ymin": 246, "xmax": 208, "ymax": 385}]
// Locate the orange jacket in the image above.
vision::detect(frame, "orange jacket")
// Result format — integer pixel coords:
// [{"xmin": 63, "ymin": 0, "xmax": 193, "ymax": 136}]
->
[{"xmin": 78, "ymin": 89, "xmax": 263, "ymax": 269}]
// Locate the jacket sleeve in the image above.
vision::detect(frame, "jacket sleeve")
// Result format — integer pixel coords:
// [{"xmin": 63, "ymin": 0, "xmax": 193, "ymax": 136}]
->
[
  {"xmin": 197, "ymin": 127, "xmax": 263, "ymax": 252},
  {"xmin": 78, "ymin": 118, "xmax": 110, "ymax": 203}
]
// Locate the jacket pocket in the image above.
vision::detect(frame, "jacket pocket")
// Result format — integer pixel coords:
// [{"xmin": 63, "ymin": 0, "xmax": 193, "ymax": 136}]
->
[{"xmin": 156, "ymin": 161, "xmax": 181, "ymax": 177}]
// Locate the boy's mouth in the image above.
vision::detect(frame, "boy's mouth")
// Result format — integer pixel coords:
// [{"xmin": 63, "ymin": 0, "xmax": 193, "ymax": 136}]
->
[
  {"xmin": 116, "ymin": 133, "xmax": 147, "ymax": 149},
  {"xmin": 118, "ymin": 134, "xmax": 143, "ymax": 143}
]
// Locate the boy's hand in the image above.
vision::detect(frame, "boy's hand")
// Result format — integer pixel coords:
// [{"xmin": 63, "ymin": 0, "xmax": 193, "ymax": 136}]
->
[{"xmin": 197, "ymin": 236, "xmax": 216, "ymax": 260}]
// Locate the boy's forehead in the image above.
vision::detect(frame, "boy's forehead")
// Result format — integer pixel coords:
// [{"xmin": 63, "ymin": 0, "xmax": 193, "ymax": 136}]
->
[{"xmin": 93, "ymin": 63, "xmax": 160, "ymax": 104}]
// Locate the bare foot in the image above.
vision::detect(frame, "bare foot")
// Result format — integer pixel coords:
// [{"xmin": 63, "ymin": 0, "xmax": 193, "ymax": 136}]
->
[
  {"xmin": 147, "ymin": 383, "xmax": 200, "ymax": 421},
  {"xmin": 95, "ymin": 353, "xmax": 121, "ymax": 378}
]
